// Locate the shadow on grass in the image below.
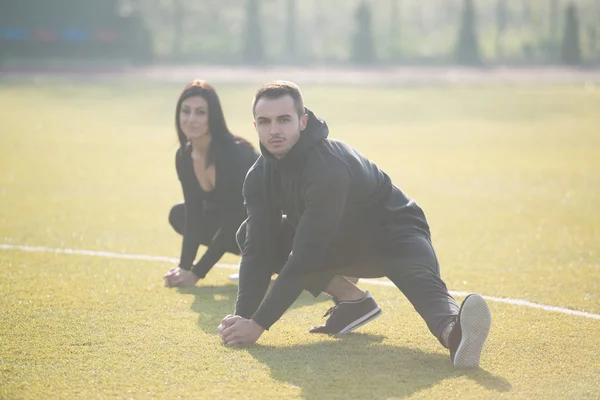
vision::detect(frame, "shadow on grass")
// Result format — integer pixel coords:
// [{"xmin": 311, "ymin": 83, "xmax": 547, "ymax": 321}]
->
[
  {"xmin": 245, "ymin": 333, "xmax": 511, "ymax": 399},
  {"xmin": 176, "ymin": 286, "xmax": 511, "ymax": 398},
  {"xmin": 177, "ymin": 284, "xmax": 331, "ymax": 336}
]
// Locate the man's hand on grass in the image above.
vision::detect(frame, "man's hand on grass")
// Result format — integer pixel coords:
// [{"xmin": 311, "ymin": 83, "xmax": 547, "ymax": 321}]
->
[{"xmin": 218, "ymin": 315, "xmax": 264, "ymax": 345}]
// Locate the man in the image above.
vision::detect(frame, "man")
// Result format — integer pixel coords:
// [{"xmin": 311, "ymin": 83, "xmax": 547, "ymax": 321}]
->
[{"xmin": 218, "ymin": 81, "xmax": 491, "ymax": 368}]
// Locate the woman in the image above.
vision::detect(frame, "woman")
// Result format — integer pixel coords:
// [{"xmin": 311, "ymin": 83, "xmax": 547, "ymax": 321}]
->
[{"xmin": 164, "ymin": 80, "xmax": 259, "ymax": 287}]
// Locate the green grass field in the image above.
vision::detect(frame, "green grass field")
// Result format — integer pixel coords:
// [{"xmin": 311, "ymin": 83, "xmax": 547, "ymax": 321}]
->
[{"xmin": 1, "ymin": 82, "xmax": 599, "ymax": 399}]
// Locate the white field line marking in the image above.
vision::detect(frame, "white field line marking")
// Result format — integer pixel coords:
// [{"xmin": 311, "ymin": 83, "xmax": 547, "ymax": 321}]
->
[
  {"xmin": 360, "ymin": 279, "xmax": 600, "ymax": 320},
  {"xmin": 2, "ymin": 243, "xmax": 599, "ymax": 321}
]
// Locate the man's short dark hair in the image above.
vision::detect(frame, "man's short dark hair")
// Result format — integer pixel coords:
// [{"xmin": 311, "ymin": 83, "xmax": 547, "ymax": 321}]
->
[{"xmin": 252, "ymin": 80, "xmax": 305, "ymax": 117}]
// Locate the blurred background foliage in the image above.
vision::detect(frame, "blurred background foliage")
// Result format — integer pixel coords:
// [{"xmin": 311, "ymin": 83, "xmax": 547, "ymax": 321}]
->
[{"xmin": 1, "ymin": 0, "xmax": 599, "ymax": 66}]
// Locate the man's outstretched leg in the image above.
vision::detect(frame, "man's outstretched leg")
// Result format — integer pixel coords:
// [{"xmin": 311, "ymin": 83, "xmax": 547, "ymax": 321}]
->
[
  {"xmin": 309, "ymin": 275, "xmax": 382, "ymax": 334},
  {"xmin": 383, "ymin": 233, "xmax": 491, "ymax": 368}
]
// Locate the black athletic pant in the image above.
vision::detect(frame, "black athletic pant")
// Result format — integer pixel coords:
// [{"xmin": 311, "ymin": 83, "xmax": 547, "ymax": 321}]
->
[
  {"xmin": 236, "ymin": 218, "xmax": 459, "ymax": 345},
  {"xmin": 169, "ymin": 203, "xmax": 241, "ymax": 255}
]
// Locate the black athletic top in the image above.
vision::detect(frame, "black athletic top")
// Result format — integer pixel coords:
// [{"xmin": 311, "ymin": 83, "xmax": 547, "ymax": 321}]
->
[
  {"xmin": 176, "ymin": 139, "xmax": 259, "ymax": 278},
  {"xmin": 235, "ymin": 108, "xmax": 430, "ymax": 329}
]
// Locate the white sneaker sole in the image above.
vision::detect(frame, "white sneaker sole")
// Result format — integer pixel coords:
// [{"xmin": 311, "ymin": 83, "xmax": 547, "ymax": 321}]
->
[
  {"xmin": 339, "ymin": 307, "xmax": 382, "ymax": 334},
  {"xmin": 453, "ymin": 294, "xmax": 491, "ymax": 368}
]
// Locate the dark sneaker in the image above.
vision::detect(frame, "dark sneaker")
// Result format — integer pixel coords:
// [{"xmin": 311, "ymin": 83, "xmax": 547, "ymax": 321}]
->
[
  {"xmin": 448, "ymin": 294, "xmax": 492, "ymax": 368},
  {"xmin": 310, "ymin": 290, "xmax": 382, "ymax": 334},
  {"xmin": 345, "ymin": 276, "xmax": 359, "ymax": 284}
]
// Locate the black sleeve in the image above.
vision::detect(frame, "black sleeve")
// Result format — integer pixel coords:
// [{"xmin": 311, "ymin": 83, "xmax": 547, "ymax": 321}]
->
[
  {"xmin": 191, "ymin": 146, "xmax": 258, "ymax": 278},
  {"xmin": 191, "ymin": 203, "xmax": 241, "ymax": 278},
  {"xmin": 234, "ymin": 164, "xmax": 282, "ymax": 322},
  {"xmin": 251, "ymin": 159, "xmax": 351, "ymax": 330},
  {"xmin": 175, "ymin": 148, "xmax": 205, "ymax": 270},
  {"xmin": 190, "ymin": 221, "xmax": 232, "ymax": 277}
]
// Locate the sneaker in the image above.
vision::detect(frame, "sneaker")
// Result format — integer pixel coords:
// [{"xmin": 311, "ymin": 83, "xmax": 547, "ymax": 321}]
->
[
  {"xmin": 309, "ymin": 290, "xmax": 382, "ymax": 334},
  {"xmin": 345, "ymin": 276, "xmax": 359, "ymax": 284},
  {"xmin": 448, "ymin": 294, "xmax": 492, "ymax": 368}
]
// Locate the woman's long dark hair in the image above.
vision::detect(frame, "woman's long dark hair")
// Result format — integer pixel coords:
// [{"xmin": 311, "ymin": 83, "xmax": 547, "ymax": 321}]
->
[{"xmin": 175, "ymin": 80, "xmax": 252, "ymax": 167}]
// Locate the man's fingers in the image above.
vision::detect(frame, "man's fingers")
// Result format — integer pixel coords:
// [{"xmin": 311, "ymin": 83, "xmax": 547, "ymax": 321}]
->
[
  {"xmin": 221, "ymin": 326, "xmax": 237, "ymax": 341},
  {"xmin": 220, "ymin": 316, "xmax": 249, "ymax": 342},
  {"xmin": 221, "ymin": 316, "xmax": 240, "ymax": 327},
  {"xmin": 222, "ymin": 333, "xmax": 237, "ymax": 343},
  {"xmin": 217, "ymin": 317, "xmax": 234, "ymax": 334},
  {"xmin": 221, "ymin": 324, "xmax": 241, "ymax": 343},
  {"xmin": 224, "ymin": 332, "xmax": 247, "ymax": 346},
  {"xmin": 220, "ymin": 315, "xmax": 236, "ymax": 328},
  {"xmin": 218, "ymin": 322, "xmax": 229, "ymax": 335}
]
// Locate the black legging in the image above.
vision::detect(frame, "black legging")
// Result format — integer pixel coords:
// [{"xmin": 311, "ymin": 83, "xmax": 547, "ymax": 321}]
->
[{"xmin": 169, "ymin": 202, "xmax": 241, "ymax": 256}]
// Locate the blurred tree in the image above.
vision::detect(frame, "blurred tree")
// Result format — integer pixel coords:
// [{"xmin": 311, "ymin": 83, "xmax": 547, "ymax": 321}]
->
[
  {"xmin": 560, "ymin": 2, "xmax": 581, "ymax": 65},
  {"xmin": 310, "ymin": 0, "xmax": 325, "ymax": 61},
  {"xmin": 389, "ymin": 0, "xmax": 401, "ymax": 60},
  {"xmin": 285, "ymin": 0, "xmax": 297, "ymax": 62},
  {"xmin": 585, "ymin": 24, "xmax": 597, "ymax": 61},
  {"xmin": 495, "ymin": 0, "xmax": 508, "ymax": 59},
  {"xmin": 455, "ymin": 0, "xmax": 482, "ymax": 65},
  {"xmin": 243, "ymin": 0, "xmax": 264, "ymax": 63},
  {"xmin": 120, "ymin": 2, "xmax": 154, "ymax": 63},
  {"xmin": 172, "ymin": 0, "xmax": 184, "ymax": 58},
  {"xmin": 351, "ymin": 1, "xmax": 376, "ymax": 65},
  {"xmin": 521, "ymin": 0, "xmax": 532, "ymax": 28},
  {"xmin": 443, "ymin": 2, "xmax": 457, "ymax": 27},
  {"xmin": 549, "ymin": 0, "xmax": 560, "ymax": 42},
  {"xmin": 415, "ymin": 2, "xmax": 425, "ymax": 33}
]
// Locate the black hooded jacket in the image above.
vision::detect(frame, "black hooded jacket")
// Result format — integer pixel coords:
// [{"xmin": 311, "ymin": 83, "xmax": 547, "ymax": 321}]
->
[{"xmin": 235, "ymin": 109, "xmax": 430, "ymax": 330}]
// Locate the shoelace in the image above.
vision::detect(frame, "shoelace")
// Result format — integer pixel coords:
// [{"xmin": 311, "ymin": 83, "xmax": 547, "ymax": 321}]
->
[{"xmin": 322, "ymin": 305, "xmax": 337, "ymax": 318}]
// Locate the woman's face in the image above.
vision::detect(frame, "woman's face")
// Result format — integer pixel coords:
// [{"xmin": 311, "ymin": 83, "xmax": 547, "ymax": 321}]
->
[{"xmin": 179, "ymin": 96, "xmax": 210, "ymax": 140}]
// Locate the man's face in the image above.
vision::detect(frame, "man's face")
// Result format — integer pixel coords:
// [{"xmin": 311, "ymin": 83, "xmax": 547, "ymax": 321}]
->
[{"xmin": 253, "ymin": 95, "xmax": 308, "ymax": 159}]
